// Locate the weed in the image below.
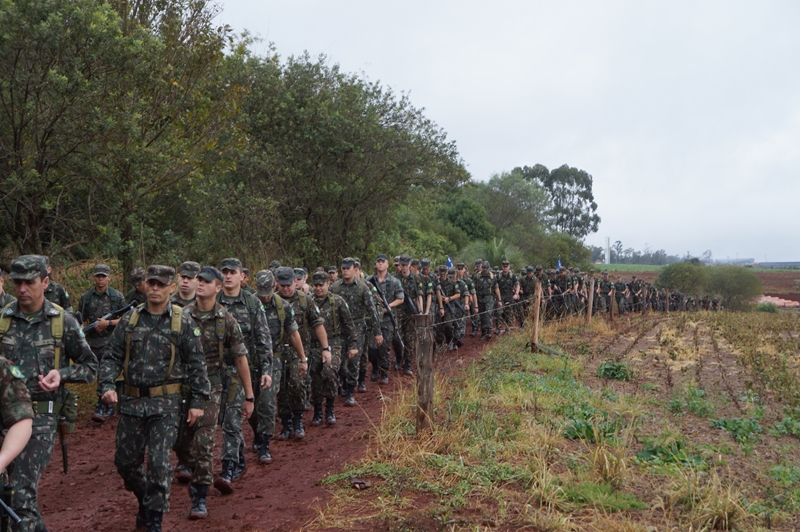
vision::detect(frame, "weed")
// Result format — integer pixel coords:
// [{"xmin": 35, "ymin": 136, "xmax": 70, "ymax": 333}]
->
[
  {"xmin": 711, "ymin": 417, "xmax": 763, "ymax": 444},
  {"xmin": 767, "ymin": 464, "xmax": 800, "ymax": 487},
  {"xmin": 668, "ymin": 385, "xmax": 714, "ymax": 418},
  {"xmin": 563, "ymin": 482, "xmax": 647, "ymax": 511},
  {"xmin": 597, "ymin": 360, "xmax": 634, "ymax": 381},
  {"xmin": 667, "ymin": 469, "xmax": 749, "ymax": 531},
  {"xmin": 755, "ymin": 302, "xmax": 778, "ymax": 313},
  {"xmin": 770, "ymin": 406, "xmax": 800, "ymax": 438},
  {"xmin": 591, "ymin": 442, "xmax": 628, "ymax": 488},
  {"xmin": 635, "ymin": 438, "xmax": 705, "ymax": 468}
]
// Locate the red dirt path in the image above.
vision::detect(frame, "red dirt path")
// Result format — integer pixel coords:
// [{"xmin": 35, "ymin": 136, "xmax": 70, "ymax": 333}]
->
[{"xmin": 38, "ymin": 335, "xmax": 489, "ymax": 532}]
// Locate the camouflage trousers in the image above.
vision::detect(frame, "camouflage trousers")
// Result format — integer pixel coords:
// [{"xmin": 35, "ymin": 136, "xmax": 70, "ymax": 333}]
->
[
  {"xmin": 220, "ymin": 373, "xmax": 244, "ymax": 463},
  {"xmin": 342, "ymin": 322, "xmax": 366, "ymax": 388},
  {"xmin": 249, "ymin": 359, "xmax": 282, "ymax": 437},
  {"xmin": 309, "ymin": 347, "xmax": 342, "ymax": 403},
  {"xmin": 397, "ymin": 313, "xmax": 415, "ymax": 367},
  {"xmin": 115, "ymin": 409, "xmax": 180, "ymax": 513},
  {"xmin": 9, "ymin": 423, "xmax": 55, "ymax": 532},
  {"xmin": 477, "ymin": 297, "xmax": 495, "ymax": 336},
  {"xmin": 368, "ymin": 321, "xmax": 394, "ymax": 374},
  {"xmin": 277, "ymin": 349, "xmax": 306, "ymax": 416},
  {"xmin": 173, "ymin": 385, "xmax": 222, "ymax": 486}
]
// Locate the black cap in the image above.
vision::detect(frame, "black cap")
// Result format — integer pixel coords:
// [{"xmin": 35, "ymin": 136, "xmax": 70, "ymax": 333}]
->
[
  {"xmin": 341, "ymin": 257, "xmax": 355, "ymax": 268},
  {"xmin": 398, "ymin": 254, "xmax": 411, "ymax": 265},
  {"xmin": 198, "ymin": 266, "xmax": 223, "ymax": 283},
  {"xmin": 376, "ymin": 254, "xmax": 388, "ymax": 262},
  {"xmin": 275, "ymin": 267, "xmax": 295, "ymax": 286}
]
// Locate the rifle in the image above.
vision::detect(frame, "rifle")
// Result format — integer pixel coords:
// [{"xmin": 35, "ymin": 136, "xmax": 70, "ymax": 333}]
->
[
  {"xmin": 401, "ymin": 289, "xmax": 419, "ymax": 315},
  {"xmin": 436, "ymin": 285, "xmax": 455, "ymax": 316},
  {"xmin": 368, "ymin": 277, "xmax": 405, "ymax": 351},
  {"xmin": 217, "ymin": 372, "xmax": 232, "ymax": 426},
  {"xmin": 82, "ymin": 301, "xmax": 136, "ymax": 334},
  {"xmin": 453, "ymin": 298, "xmax": 467, "ymax": 317},
  {"xmin": 0, "ymin": 480, "xmax": 20, "ymax": 531}
]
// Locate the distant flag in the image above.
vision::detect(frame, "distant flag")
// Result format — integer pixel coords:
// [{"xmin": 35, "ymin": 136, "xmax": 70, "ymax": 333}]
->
[
  {"xmin": 557, "ymin": 256, "xmax": 562, "ymax": 269},
  {"xmin": 446, "ymin": 256, "xmax": 453, "ymax": 267}
]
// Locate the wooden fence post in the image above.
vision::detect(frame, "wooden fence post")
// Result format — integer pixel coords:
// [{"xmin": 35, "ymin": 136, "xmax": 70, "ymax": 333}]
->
[
  {"xmin": 414, "ymin": 313, "xmax": 435, "ymax": 435},
  {"xmin": 586, "ymin": 277, "xmax": 595, "ymax": 326},
  {"xmin": 531, "ymin": 280, "xmax": 541, "ymax": 353}
]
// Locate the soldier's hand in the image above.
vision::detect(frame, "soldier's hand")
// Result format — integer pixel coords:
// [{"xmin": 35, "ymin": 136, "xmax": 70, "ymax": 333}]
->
[
  {"xmin": 513, "ymin": 294, "xmax": 519, "ymax": 301},
  {"xmin": 298, "ymin": 360, "xmax": 308, "ymax": 376},
  {"xmin": 187, "ymin": 408, "xmax": 204, "ymax": 426},
  {"xmin": 241, "ymin": 401, "xmax": 254, "ymax": 421},
  {"xmin": 375, "ymin": 334, "xmax": 384, "ymax": 347},
  {"xmin": 94, "ymin": 319, "xmax": 109, "ymax": 333},
  {"xmin": 322, "ymin": 350, "xmax": 332, "ymax": 366},
  {"xmin": 260, "ymin": 374, "xmax": 272, "ymax": 389},
  {"xmin": 348, "ymin": 349, "xmax": 358, "ymax": 359},
  {"xmin": 101, "ymin": 390, "xmax": 118, "ymax": 405},
  {"xmin": 38, "ymin": 370, "xmax": 61, "ymax": 392}
]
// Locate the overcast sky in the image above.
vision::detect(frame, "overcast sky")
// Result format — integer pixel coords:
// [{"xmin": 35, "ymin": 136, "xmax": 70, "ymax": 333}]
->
[{"xmin": 216, "ymin": 1, "xmax": 799, "ymax": 262}]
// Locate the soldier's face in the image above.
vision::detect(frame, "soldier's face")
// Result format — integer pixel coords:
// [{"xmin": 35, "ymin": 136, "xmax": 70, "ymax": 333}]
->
[
  {"xmin": 179, "ymin": 274, "xmax": 198, "ymax": 294},
  {"xmin": 94, "ymin": 274, "xmax": 109, "ymax": 290},
  {"xmin": 196, "ymin": 278, "xmax": 221, "ymax": 298},
  {"xmin": 375, "ymin": 259, "xmax": 388, "ymax": 274},
  {"xmin": 277, "ymin": 283, "xmax": 296, "ymax": 298},
  {"xmin": 13, "ymin": 276, "xmax": 49, "ymax": 313},
  {"xmin": 313, "ymin": 282, "xmax": 329, "ymax": 298},
  {"xmin": 221, "ymin": 268, "xmax": 241, "ymax": 290},
  {"xmin": 341, "ymin": 266, "xmax": 355, "ymax": 282},
  {"xmin": 328, "ymin": 271, "xmax": 338, "ymax": 282},
  {"xmin": 502, "ymin": 265, "xmax": 509, "ymax": 272},
  {"xmin": 400, "ymin": 263, "xmax": 410, "ymax": 275},
  {"xmin": 146, "ymin": 279, "xmax": 173, "ymax": 304}
]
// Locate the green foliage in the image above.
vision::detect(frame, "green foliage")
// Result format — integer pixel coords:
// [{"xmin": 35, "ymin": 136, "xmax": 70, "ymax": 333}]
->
[
  {"xmin": 755, "ymin": 302, "xmax": 778, "ymax": 313},
  {"xmin": 654, "ymin": 261, "xmax": 709, "ymax": 294},
  {"xmin": 711, "ymin": 417, "xmax": 763, "ymax": 444},
  {"xmin": 559, "ymin": 402, "xmax": 625, "ymax": 443},
  {"xmin": 771, "ymin": 407, "xmax": 800, "ymax": 438},
  {"xmin": 596, "ymin": 360, "xmax": 634, "ymax": 381},
  {"xmin": 437, "ymin": 194, "xmax": 495, "ymax": 241},
  {"xmin": 707, "ymin": 266, "xmax": 763, "ymax": 310},
  {"xmin": 563, "ymin": 482, "xmax": 647, "ymax": 511},
  {"xmin": 460, "ymin": 237, "xmax": 526, "ymax": 270},
  {"xmin": 635, "ymin": 439, "xmax": 705, "ymax": 467},
  {"xmin": 669, "ymin": 386, "xmax": 714, "ymax": 417},
  {"xmin": 768, "ymin": 465, "xmax": 800, "ymax": 487}
]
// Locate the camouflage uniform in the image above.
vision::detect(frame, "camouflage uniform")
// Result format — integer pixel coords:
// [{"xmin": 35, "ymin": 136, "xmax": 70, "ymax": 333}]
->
[
  {"xmin": 260, "ymin": 293, "xmax": 296, "ymax": 438},
  {"xmin": 455, "ymin": 265, "xmax": 474, "ymax": 340},
  {"xmin": 125, "ymin": 289, "xmax": 148, "ymax": 306},
  {"xmin": 171, "ymin": 294, "xmax": 197, "ymax": 308},
  {"xmin": 330, "ymin": 271, "xmax": 380, "ymax": 396},
  {"xmin": 365, "ymin": 269, "xmax": 402, "ymax": 382},
  {"xmin": 0, "ymin": 256, "xmax": 97, "ymax": 532},
  {"xmin": 78, "ymin": 285, "xmax": 126, "ymax": 357},
  {"xmin": 0, "ymin": 291, "xmax": 16, "ymax": 308},
  {"xmin": 99, "ymin": 269, "xmax": 209, "ymax": 523},
  {"xmin": 437, "ymin": 272, "xmax": 462, "ymax": 346},
  {"xmin": 43, "ymin": 280, "xmax": 72, "ymax": 313},
  {"xmin": 519, "ymin": 271, "xmax": 538, "ymax": 325},
  {"xmin": 474, "ymin": 267, "xmax": 499, "ymax": 338},
  {"xmin": 0, "ymin": 356, "xmax": 34, "ymax": 440},
  {"xmin": 614, "ymin": 280, "xmax": 628, "ymax": 314},
  {"xmin": 310, "ymin": 290, "xmax": 357, "ymax": 405},
  {"xmin": 393, "ymin": 264, "xmax": 420, "ymax": 373},
  {"xmin": 496, "ymin": 267, "xmax": 519, "ymax": 329},
  {"xmin": 175, "ymin": 302, "xmax": 247, "ymax": 488},
  {"xmin": 597, "ymin": 275, "xmax": 614, "ymax": 314}
]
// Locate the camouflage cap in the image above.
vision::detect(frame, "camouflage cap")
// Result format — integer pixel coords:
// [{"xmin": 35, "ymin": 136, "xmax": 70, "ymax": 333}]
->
[
  {"xmin": 590, "ymin": 269, "xmax": 595, "ymax": 273},
  {"xmin": 327, "ymin": 265, "xmax": 337, "ymax": 273},
  {"xmin": 482, "ymin": 261, "xmax": 490, "ymax": 269},
  {"xmin": 376, "ymin": 254, "xmax": 388, "ymax": 262},
  {"xmin": 526, "ymin": 265, "xmax": 535, "ymax": 272},
  {"xmin": 437, "ymin": 265, "xmax": 447, "ymax": 274},
  {"xmin": 242, "ymin": 268, "xmax": 250, "ymax": 276},
  {"xmin": 275, "ymin": 267, "xmax": 295, "ymax": 286},
  {"xmin": 456, "ymin": 262, "xmax": 465, "ymax": 269},
  {"xmin": 474, "ymin": 259, "xmax": 483, "ymax": 265},
  {"xmin": 268, "ymin": 260, "xmax": 281, "ymax": 269},
  {"xmin": 9, "ymin": 255, "xmax": 47, "ymax": 281},
  {"xmin": 293, "ymin": 267, "xmax": 305, "ymax": 280},
  {"xmin": 535, "ymin": 265, "xmax": 543, "ymax": 271},
  {"xmin": 311, "ymin": 271, "xmax": 328, "ymax": 285},
  {"xmin": 420, "ymin": 258, "xmax": 431, "ymax": 268},
  {"xmin": 354, "ymin": 259, "xmax": 361, "ymax": 269},
  {"xmin": 341, "ymin": 257, "xmax": 355, "ymax": 268},
  {"xmin": 602, "ymin": 271, "xmax": 608, "ymax": 276},
  {"xmin": 255, "ymin": 269, "xmax": 275, "ymax": 297},
  {"xmin": 220, "ymin": 258, "xmax": 242, "ymax": 272},
  {"xmin": 398, "ymin": 254, "xmax": 411, "ymax": 265},
  {"xmin": 501, "ymin": 260, "xmax": 510, "ymax": 266},
  {"xmin": 179, "ymin": 261, "xmax": 201, "ymax": 278},
  {"xmin": 93, "ymin": 264, "xmax": 111, "ymax": 276},
  {"xmin": 198, "ymin": 266, "xmax": 223, "ymax": 283},
  {"xmin": 447, "ymin": 267, "xmax": 456, "ymax": 277},
  {"xmin": 393, "ymin": 255, "xmax": 400, "ymax": 263},
  {"xmin": 130, "ymin": 267, "xmax": 146, "ymax": 285},
  {"xmin": 147, "ymin": 265, "xmax": 175, "ymax": 285},
  {"xmin": 410, "ymin": 258, "xmax": 420, "ymax": 267}
]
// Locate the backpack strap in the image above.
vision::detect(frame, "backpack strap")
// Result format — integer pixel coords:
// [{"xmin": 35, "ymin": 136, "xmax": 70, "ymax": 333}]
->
[
  {"xmin": 297, "ymin": 291, "xmax": 309, "ymax": 344},
  {"xmin": 328, "ymin": 292, "xmax": 338, "ymax": 335},
  {"xmin": 162, "ymin": 304, "xmax": 182, "ymax": 392},
  {"xmin": 49, "ymin": 303, "xmax": 64, "ymax": 372},
  {"xmin": 215, "ymin": 306, "xmax": 226, "ymax": 367},
  {"xmin": 273, "ymin": 294, "xmax": 286, "ymax": 343},
  {"xmin": 123, "ymin": 306, "xmax": 143, "ymax": 384}
]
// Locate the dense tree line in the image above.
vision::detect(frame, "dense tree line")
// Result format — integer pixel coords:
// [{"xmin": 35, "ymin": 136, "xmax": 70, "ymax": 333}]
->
[{"xmin": 0, "ymin": 0, "xmax": 600, "ymax": 287}]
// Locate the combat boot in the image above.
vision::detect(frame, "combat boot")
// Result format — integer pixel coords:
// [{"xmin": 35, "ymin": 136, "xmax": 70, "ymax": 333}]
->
[
  {"xmin": 344, "ymin": 384, "xmax": 355, "ymax": 406},
  {"xmin": 188, "ymin": 483, "xmax": 208, "ymax": 520},
  {"xmin": 232, "ymin": 443, "xmax": 246, "ymax": 482},
  {"xmin": 175, "ymin": 462, "xmax": 193, "ymax": 484},
  {"xmin": 213, "ymin": 460, "xmax": 234, "ymax": 494},
  {"xmin": 357, "ymin": 370, "xmax": 367, "ymax": 392},
  {"xmin": 258, "ymin": 436, "xmax": 272, "ymax": 464},
  {"xmin": 370, "ymin": 368, "xmax": 379, "ymax": 381},
  {"xmin": 325, "ymin": 397, "xmax": 336, "ymax": 425},
  {"xmin": 277, "ymin": 415, "xmax": 293, "ymax": 440},
  {"xmin": 311, "ymin": 403, "xmax": 323, "ymax": 426},
  {"xmin": 292, "ymin": 411, "xmax": 305, "ymax": 439},
  {"xmin": 147, "ymin": 510, "xmax": 163, "ymax": 532},
  {"xmin": 379, "ymin": 370, "xmax": 389, "ymax": 385},
  {"xmin": 403, "ymin": 360, "xmax": 413, "ymax": 376},
  {"xmin": 252, "ymin": 432, "xmax": 263, "ymax": 452},
  {"xmin": 135, "ymin": 503, "xmax": 149, "ymax": 529}
]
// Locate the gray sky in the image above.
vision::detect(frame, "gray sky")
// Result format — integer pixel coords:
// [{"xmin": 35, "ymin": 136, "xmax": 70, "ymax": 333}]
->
[{"xmin": 216, "ymin": 1, "xmax": 800, "ymax": 262}]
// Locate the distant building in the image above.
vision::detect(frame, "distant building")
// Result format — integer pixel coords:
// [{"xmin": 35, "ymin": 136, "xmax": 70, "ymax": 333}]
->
[{"xmin": 756, "ymin": 262, "xmax": 800, "ymax": 269}]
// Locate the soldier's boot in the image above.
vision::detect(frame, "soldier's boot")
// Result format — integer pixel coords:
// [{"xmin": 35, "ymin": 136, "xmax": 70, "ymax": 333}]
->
[
  {"xmin": 292, "ymin": 411, "xmax": 305, "ymax": 439},
  {"xmin": 379, "ymin": 370, "xmax": 389, "ymax": 385},
  {"xmin": 325, "ymin": 397, "xmax": 336, "ymax": 425},
  {"xmin": 252, "ymin": 432, "xmax": 263, "ymax": 452},
  {"xmin": 344, "ymin": 384, "xmax": 355, "ymax": 407},
  {"xmin": 370, "ymin": 367, "xmax": 379, "ymax": 381},
  {"xmin": 175, "ymin": 462, "xmax": 193, "ymax": 484},
  {"xmin": 277, "ymin": 415, "xmax": 293, "ymax": 440},
  {"xmin": 311, "ymin": 403, "xmax": 324, "ymax": 426},
  {"xmin": 258, "ymin": 436, "xmax": 272, "ymax": 465},
  {"xmin": 188, "ymin": 483, "xmax": 208, "ymax": 520},
  {"xmin": 147, "ymin": 511, "xmax": 163, "ymax": 532},
  {"xmin": 232, "ymin": 443, "xmax": 246, "ymax": 482},
  {"xmin": 213, "ymin": 460, "xmax": 235, "ymax": 495},
  {"xmin": 403, "ymin": 359, "xmax": 413, "ymax": 376},
  {"xmin": 357, "ymin": 370, "xmax": 367, "ymax": 393},
  {"xmin": 135, "ymin": 499, "xmax": 149, "ymax": 529}
]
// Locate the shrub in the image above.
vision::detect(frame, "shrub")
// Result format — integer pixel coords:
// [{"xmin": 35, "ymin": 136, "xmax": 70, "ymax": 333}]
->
[{"xmin": 755, "ymin": 302, "xmax": 778, "ymax": 313}]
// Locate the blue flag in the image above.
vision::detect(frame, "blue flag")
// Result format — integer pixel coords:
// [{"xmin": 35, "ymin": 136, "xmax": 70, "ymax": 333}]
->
[
  {"xmin": 446, "ymin": 256, "xmax": 453, "ymax": 267},
  {"xmin": 557, "ymin": 256, "xmax": 562, "ymax": 269}
]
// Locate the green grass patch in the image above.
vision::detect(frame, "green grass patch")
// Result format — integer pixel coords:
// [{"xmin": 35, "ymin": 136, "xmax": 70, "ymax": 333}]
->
[
  {"xmin": 596, "ymin": 359, "xmax": 634, "ymax": 381},
  {"xmin": 755, "ymin": 302, "xmax": 779, "ymax": 313},
  {"xmin": 563, "ymin": 481, "xmax": 648, "ymax": 511},
  {"xmin": 669, "ymin": 385, "xmax": 714, "ymax": 418}
]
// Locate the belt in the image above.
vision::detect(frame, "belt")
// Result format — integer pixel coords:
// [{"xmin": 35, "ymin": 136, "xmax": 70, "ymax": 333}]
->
[
  {"xmin": 123, "ymin": 382, "xmax": 183, "ymax": 398},
  {"xmin": 32, "ymin": 400, "xmax": 63, "ymax": 415}
]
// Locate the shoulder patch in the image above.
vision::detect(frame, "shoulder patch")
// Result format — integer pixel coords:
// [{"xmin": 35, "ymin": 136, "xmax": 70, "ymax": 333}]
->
[
  {"xmin": 78, "ymin": 329, "xmax": 86, "ymax": 338},
  {"xmin": 9, "ymin": 366, "xmax": 23, "ymax": 379},
  {"xmin": 193, "ymin": 327, "xmax": 202, "ymax": 337},
  {"xmin": 4, "ymin": 308, "xmax": 12, "ymax": 316}
]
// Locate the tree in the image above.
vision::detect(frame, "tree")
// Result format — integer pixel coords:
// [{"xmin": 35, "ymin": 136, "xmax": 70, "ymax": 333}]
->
[
  {"xmin": 518, "ymin": 164, "xmax": 601, "ymax": 238},
  {"xmin": 460, "ymin": 238, "xmax": 526, "ymax": 270},
  {"xmin": 469, "ymin": 170, "xmax": 549, "ymax": 232},
  {"xmin": 437, "ymin": 195, "xmax": 494, "ymax": 242},
  {"xmin": 707, "ymin": 266, "xmax": 762, "ymax": 310},
  {"xmin": 654, "ymin": 262, "xmax": 709, "ymax": 294}
]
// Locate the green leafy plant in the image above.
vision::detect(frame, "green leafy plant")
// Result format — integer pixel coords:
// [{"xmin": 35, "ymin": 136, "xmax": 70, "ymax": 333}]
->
[
  {"xmin": 755, "ymin": 302, "xmax": 778, "ymax": 313},
  {"xmin": 635, "ymin": 439, "xmax": 705, "ymax": 467},
  {"xmin": 596, "ymin": 360, "xmax": 634, "ymax": 381},
  {"xmin": 711, "ymin": 417, "xmax": 763, "ymax": 443}
]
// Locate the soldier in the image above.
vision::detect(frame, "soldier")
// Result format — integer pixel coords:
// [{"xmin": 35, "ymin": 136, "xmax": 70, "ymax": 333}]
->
[
  {"xmin": 393, "ymin": 255, "xmax": 421, "ymax": 375},
  {"xmin": 613, "ymin": 276, "xmax": 629, "ymax": 315},
  {"xmin": 171, "ymin": 261, "xmax": 200, "ymax": 307},
  {"xmin": 241, "ymin": 268, "xmax": 256, "ymax": 295},
  {"xmin": 125, "ymin": 268, "xmax": 148, "ymax": 306},
  {"xmin": 496, "ymin": 260, "xmax": 520, "ymax": 332},
  {"xmin": 351, "ymin": 259, "xmax": 382, "ymax": 391},
  {"xmin": 331, "ymin": 258, "xmax": 382, "ymax": 402},
  {"xmin": 327, "ymin": 265, "xmax": 338, "ymax": 284},
  {"xmin": 475, "ymin": 261, "xmax": 502, "ymax": 339},
  {"xmin": 310, "ymin": 272, "xmax": 358, "ymax": 423},
  {"xmin": 518, "ymin": 266, "xmax": 537, "ymax": 325},
  {"xmin": 455, "ymin": 263, "xmax": 474, "ymax": 339},
  {"xmin": 43, "ymin": 260, "xmax": 72, "ymax": 313},
  {"xmin": 0, "ymin": 269, "xmax": 16, "ymax": 307},
  {"xmin": 79, "ymin": 264, "xmax": 126, "ymax": 422},
  {"xmin": 274, "ymin": 267, "xmax": 327, "ymax": 440},
  {"xmin": 0, "ymin": 356, "xmax": 34, "ymax": 474},
  {"xmin": 216, "ymin": 258, "xmax": 271, "ymax": 485},
  {"xmin": 596, "ymin": 271, "xmax": 614, "ymax": 315},
  {"xmin": 469, "ymin": 259, "xmax": 483, "ymax": 335},
  {"xmin": 174, "ymin": 266, "xmax": 254, "ymax": 515},
  {"xmin": 410, "ymin": 259, "xmax": 432, "ymax": 316},
  {"xmin": 1, "ymin": 255, "xmax": 97, "ymax": 532},
  {"xmin": 629, "ymin": 275, "xmax": 643, "ymax": 313},
  {"xmin": 253, "ymin": 270, "xmax": 304, "ymax": 464},
  {"xmin": 293, "ymin": 268, "xmax": 310, "ymax": 295},
  {"xmin": 99, "ymin": 265, "xmax": 208, "ymax": 532},
  {"xmin": 366, "ymin": 255, "xmax": 404, "ymax": 384},
  {"xmin": 436, "ymin": 267, "xmax": 464, "ymax": 348}
]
